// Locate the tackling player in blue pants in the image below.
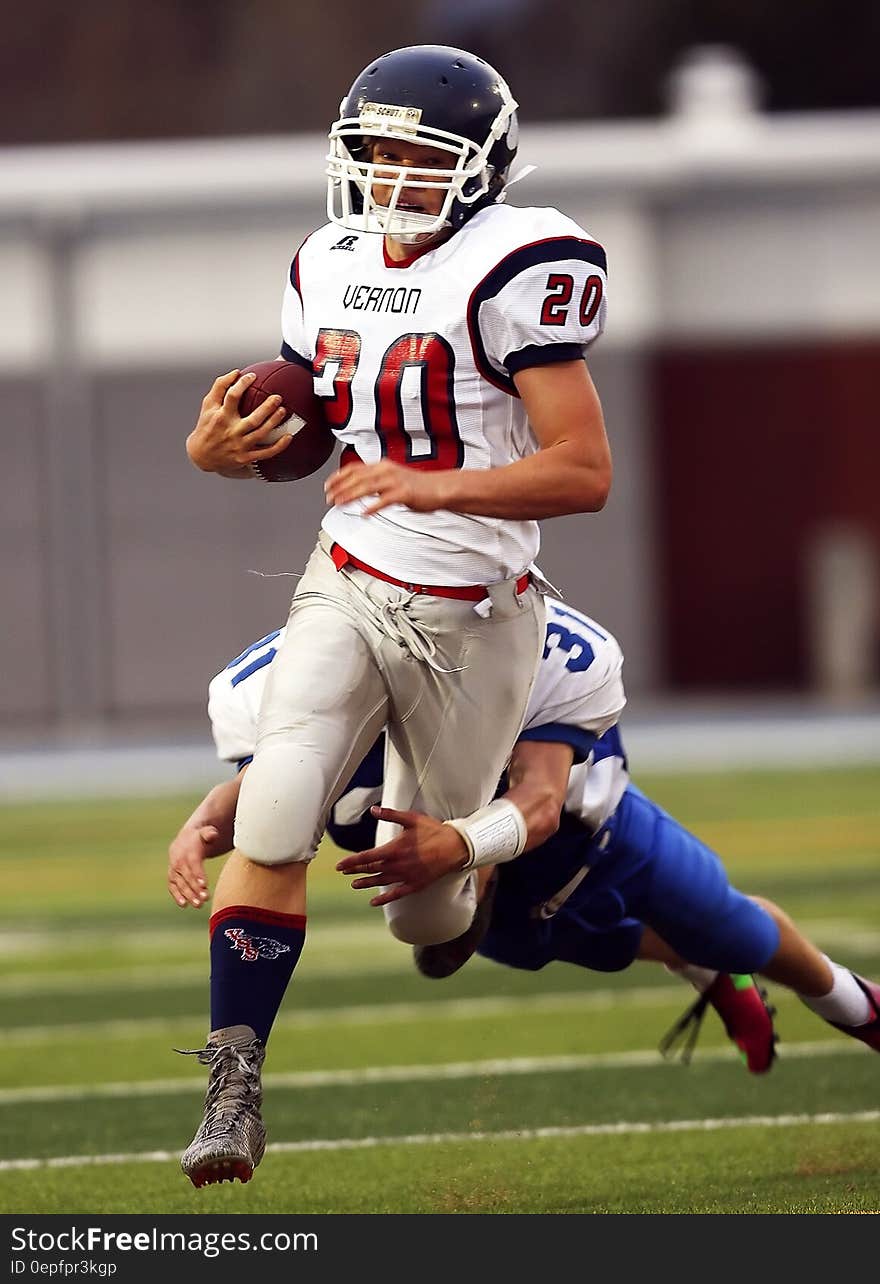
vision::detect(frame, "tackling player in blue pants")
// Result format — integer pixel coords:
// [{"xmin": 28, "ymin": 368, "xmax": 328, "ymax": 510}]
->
[
  {"xmin": 170, "ymin": 599, "xmax": 880, "ymax": 1186},
  {"xmin": 324, "ymin": 728, "xmax": 879, "ymax": 1073}
]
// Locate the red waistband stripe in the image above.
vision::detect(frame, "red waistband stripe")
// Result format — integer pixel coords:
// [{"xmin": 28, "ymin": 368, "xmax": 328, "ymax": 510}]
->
[{"xmin": 330, "ymin": 542, "xmax": 529, "ymax": 602}]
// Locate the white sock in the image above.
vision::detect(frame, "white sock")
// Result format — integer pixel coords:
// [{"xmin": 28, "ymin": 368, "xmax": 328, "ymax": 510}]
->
[
  {"xmin": 666, "ymin": 964, "xmax": 718, "ymax": 994},
  {"xmin": 798, "ymin": 958, "xmax": 873, "ymax": 1026}
]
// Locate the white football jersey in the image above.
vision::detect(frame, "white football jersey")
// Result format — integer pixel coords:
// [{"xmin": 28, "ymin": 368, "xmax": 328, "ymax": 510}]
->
[
  {"xmin": 281, "ymin": 203, "xmax": 608, "ymax": 586},
  {"xmin": 209, "ymin": 598, "xmax": 629, "ymax": 834}
]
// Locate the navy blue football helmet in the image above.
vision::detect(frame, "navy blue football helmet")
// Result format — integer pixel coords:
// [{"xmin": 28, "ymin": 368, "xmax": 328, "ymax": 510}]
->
[{"xmin": 326, "ymin": 45, "xmax": 519, "ymax": 242}]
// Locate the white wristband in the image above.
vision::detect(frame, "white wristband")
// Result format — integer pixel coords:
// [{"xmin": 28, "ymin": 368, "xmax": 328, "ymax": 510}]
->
[{"xmin": 444, "ymin": 799, "xmax": 528, "ymax": 870}]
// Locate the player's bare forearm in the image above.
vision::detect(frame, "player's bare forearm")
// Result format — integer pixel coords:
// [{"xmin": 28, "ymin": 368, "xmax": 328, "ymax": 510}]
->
[
  {"xmin": 504, "ymin": 740, "xmax": 575, "ymax": 848},
  {"xmin": 183, "ymin": 777, "xmax": 243, "ymax": 853},
  {"xmin": 434, "ymin": 440, "xmax": 610, "ymax": 518},
  {"xmin": 429, "ymin": 359, "xmax": 612, "ymax": 518},
  {"xmin": 324, "ymin": 360, "xmax": 611, "ymax": 518},
  {"xmin": 166, "ymin": 775, "xmax": 244, "ymax": 908},
  {"xmin": 324, "ymin": 440, "xmax": 609, "ymax": 518}
]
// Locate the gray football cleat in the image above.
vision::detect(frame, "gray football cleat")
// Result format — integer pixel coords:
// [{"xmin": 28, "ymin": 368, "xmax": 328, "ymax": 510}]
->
[{"xmin": 177, "ymin": 1024, "xmax": 267, "ymax": 1187}]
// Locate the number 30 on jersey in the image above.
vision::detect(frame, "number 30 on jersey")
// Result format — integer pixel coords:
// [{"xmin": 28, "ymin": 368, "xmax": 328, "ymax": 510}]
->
[{"xmin": 313, "ymin": 328, "xmax": 464, "ymax": 470}]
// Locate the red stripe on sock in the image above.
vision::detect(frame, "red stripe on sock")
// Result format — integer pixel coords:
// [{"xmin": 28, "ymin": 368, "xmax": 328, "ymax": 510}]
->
[{"xmin": 209, "ymin": 905, "xmax": 307, "ymax": 938}]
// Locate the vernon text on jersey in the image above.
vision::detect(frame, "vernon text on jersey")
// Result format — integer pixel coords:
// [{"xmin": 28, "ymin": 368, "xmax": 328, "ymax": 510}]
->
[{"xmin": 342, "ymin": 284, "xmax": 422, "ymax": 314}]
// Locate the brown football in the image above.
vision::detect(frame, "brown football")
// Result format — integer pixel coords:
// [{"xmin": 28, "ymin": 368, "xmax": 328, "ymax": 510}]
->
[{"xmin": 239, "ymin": 358, "xmax": 335, "ymax": 482}]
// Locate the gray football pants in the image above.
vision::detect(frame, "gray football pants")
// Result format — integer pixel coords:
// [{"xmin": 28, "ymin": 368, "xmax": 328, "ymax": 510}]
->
[{"xmin": 234, "ymin": 532, "xmax": 546, "ymax": 945}]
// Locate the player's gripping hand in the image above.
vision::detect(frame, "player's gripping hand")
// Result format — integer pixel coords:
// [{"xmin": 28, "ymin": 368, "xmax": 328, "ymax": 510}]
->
[
  {"xmin": 336, "ymin": 805, "xmax": 469, "ymax": 906},
  {"xmin": 186, "ymin": 369, "xmax": 292, "ymax": 474},
  {"xmin": 167, "ymin": 825, "xmax": 223, "ymax": 909},
  {"xmin": 324, "ymin": 460, "xmax": 453, "ymax": 515}
]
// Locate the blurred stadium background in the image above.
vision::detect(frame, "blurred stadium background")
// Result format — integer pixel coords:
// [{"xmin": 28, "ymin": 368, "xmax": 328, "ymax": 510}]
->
[
  {"xmin": 2, "ymin": 0, "xmax": 880, "ymax": 766},
  {"xmin": 1, "ymin": 1, "xmax": 878, "ymax": 1214}
]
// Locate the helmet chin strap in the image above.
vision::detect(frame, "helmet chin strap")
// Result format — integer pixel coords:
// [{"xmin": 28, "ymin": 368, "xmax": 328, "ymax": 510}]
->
[
  {"xmin": 386, "ymin": 226, "xmax": 450, "ymax": 247},
  {"xmin": 375, "ymin": 204, "xmax": 451, "ymax": 245},
  {"xmin": 504, "ymin": 162, "xmax": 536, "ymax": 187}
]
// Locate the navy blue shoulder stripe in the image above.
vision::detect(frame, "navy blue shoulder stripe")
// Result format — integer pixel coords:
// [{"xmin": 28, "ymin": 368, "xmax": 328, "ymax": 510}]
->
[
  {"xmin": 505, "ymin": 342, "xmax": 583, "ymax": 376},
  {"xmin": 288, "ymin": 230, "xmax": 317, "ymax": 298},
  {"xmin": 467, "ymin": 236, "xmax": 607, "ymax": 395},
  {"xmin": 591, "ymin": 724, "xmax": 628, "ymax": 769},
  {"xmin": 481, "ymin": 238, "xmax": 607, "ymax": 298},
  {"xmin": 518, "ymin": 722, "xmax": 597, "ymax": 765},
  {"xmin": 280, "ymin": 342, "xmax": 312, "ymax": 370}
]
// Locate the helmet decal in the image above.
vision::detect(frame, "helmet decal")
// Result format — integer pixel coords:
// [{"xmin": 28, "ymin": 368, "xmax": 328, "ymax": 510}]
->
[{"xmin": 358, "ymin": 103, "xmax": 423, "ymax": 133}]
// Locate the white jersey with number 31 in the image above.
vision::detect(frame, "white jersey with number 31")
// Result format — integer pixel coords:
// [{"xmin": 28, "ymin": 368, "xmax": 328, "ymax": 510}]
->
[
  {"xmin": 209, "ymin": 598, "xmax": 629, "ymax": 834},
  {"xmin": 281, "ymin": 203, "xmax": 608, "ymax": 586}
]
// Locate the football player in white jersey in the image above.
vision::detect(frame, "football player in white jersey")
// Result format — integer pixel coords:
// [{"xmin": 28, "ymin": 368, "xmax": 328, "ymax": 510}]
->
[
  {"xmin": 181, "ymin": 46, "xmax": 613, "ymax": 1185},
  {"xmin": 171, "ymin": 600, "xmax": 880, "ymax": 1186}
]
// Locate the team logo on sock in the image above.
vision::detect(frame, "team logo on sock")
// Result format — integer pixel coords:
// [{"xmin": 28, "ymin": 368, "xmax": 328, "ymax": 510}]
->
[{"xmin": 224, "ymin": 927, "xmax": 292, "ymax": 963}]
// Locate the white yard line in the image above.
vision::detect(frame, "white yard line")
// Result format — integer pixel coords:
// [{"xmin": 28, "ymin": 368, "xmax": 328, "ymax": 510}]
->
[
  {"xmin": 4, "ymin": 935, "xmax": 880, "ymax": 1000},
  {"xmin": 2, "ymin": 917, "xmax": 876, "ymax": 995},
  {"xmin": 787, "ymin": 922, "xmax": 880, "ymax": 955},
  {"xmin": 2, "ymin": 1108, "xmax": 878, "ymax": 1173},
  {"xmin": 6, "ymin": 930, "xmax": 880, "ymax": 997},
  {"xmin": 2, "ymin": 985, "xmax": 702, "ymax": 1044},
  {"xmin": 0, "ymin": 964, "xmax": 205, "ymax": 994},
  {"xmin": 0, "ymin": 1038, "xmax": 862, "ymax": 1106},
  {"xmin": 0, "ymin": 920, "xmax": 395, "ymax": 967}
]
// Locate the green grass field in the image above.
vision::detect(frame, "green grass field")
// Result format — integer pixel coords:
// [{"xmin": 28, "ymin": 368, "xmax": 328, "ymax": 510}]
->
[{"xmin": 1, "ymin": 766, "xmax": 879, "ymax": 1214}]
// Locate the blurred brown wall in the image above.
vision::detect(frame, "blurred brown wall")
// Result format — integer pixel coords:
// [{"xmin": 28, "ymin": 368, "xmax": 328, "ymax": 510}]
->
[
  {"xmin": 3, "ymin": 1, "xmax": 880, "ymax": 145},
  {"xmin": 652, "ymin": 340, "xmax": 880, "ymax": 689}
]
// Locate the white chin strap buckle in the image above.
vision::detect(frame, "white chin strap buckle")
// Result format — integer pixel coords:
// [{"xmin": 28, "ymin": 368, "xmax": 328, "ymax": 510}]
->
[{"xmin": 376, "ymin": 206, "xmax": 448, "ymax": 241}]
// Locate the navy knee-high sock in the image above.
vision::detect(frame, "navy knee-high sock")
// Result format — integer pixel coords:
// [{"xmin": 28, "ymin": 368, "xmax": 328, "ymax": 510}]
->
[{"xmin": 209, "ymin": 905, "xmax": 306, "ymax": 1044}]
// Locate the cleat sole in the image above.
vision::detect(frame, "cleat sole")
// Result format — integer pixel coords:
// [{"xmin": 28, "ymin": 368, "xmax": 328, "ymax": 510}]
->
[{"xmin": 187, "ymin": 1159, "xmax": 255, "ymax": 1189}]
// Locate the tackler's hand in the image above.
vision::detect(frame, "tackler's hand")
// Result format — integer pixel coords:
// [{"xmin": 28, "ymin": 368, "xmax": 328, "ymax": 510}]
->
[
  {"xmin": 336, "ymin": 806, "xmax": 470, "ymax": 906},
  {"xmin": 167, "ymin": 826, "xmax": 221, "ymax": 909}
]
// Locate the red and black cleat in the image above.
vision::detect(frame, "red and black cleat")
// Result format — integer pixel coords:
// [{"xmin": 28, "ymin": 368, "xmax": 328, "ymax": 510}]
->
[
  {"xmin": 660, "ymin": 973, "xmax": 778, "ymax": 1074},
  {"xmin": 705, "ymin": 973, "xmax": 778, "ymax": 1073},
  {"xmin": 829, "ymin": 974, "xmax": 880, "ymax": 1052}
]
